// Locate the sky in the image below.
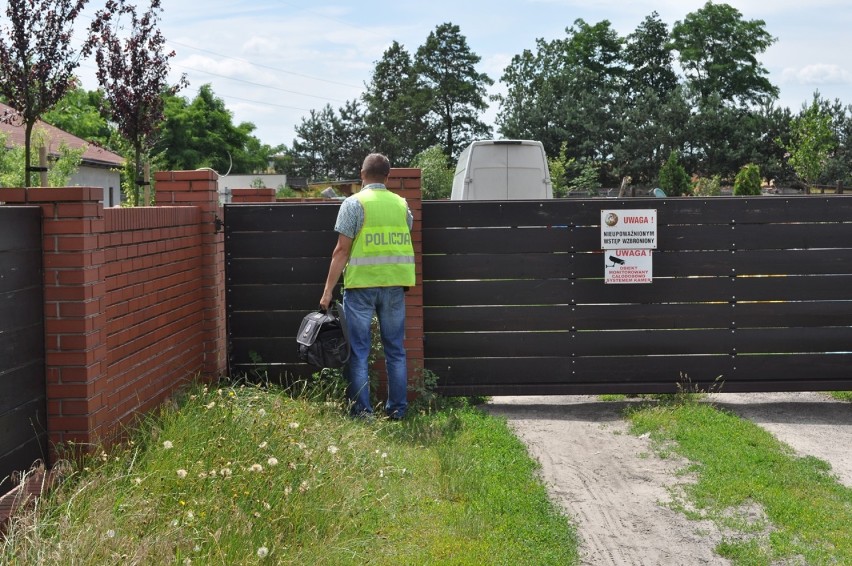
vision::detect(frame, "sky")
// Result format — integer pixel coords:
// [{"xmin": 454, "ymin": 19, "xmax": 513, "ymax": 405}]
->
[{"xmin": 55, "ymin": 0, "xmax": 852, "ymax": 149}]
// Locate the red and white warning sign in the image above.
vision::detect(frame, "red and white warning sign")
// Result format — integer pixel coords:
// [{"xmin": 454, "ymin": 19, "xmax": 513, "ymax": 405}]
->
[{"xmin": 605, "ymin": 249, "xmax": 653, "ymax": 284}]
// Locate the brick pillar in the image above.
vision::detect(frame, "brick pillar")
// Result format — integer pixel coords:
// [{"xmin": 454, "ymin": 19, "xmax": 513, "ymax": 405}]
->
[
  {"xmin": 0, "ymin": 187, "xmax": 108, "ymax": 456},
  {"xmin": 231, "ymin": 187, "xmax": 276, "ymax": 203},
  {"xmin": 387, "ymin": 168, "xmax": 424, "ymax": 392},
  {"xmin": 154, "ymin": 170, "xmax": 227, "ymax": 379}
]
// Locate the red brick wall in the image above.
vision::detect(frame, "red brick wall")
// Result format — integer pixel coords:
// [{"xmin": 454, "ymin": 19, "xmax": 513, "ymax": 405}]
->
[
  {"xmin": 0, "ymin": 171, "xmax": 227, "ymax": 456},
  {"xmin": 231, "ymin": 187, "xmax": 276, "ymax": 203},
  {"xmin": 101, "ymin": 207, "xmax": 204, "ymax": 431},
  {"xmin": 387, "ymin": 168, "xmax": 424, "ymax": 391}
]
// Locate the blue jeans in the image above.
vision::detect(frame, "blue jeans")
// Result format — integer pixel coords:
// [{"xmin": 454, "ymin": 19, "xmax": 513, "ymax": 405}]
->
[{"xmin": 343, "ymin": 287, "xmax": 408, "ymax": 418}]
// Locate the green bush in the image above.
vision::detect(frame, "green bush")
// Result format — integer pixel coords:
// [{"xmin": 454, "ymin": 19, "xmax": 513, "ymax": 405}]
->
[
  {"xmin": 693, "ymin": 175, "xmax": 721, "ymax": 196},
  {"xmin": 658, "ymin": 150, "xmax": 691, "ymax": 196},
  {"xmin": 733, "ymin": 163, "xmax": 761, "ymax": 195}
]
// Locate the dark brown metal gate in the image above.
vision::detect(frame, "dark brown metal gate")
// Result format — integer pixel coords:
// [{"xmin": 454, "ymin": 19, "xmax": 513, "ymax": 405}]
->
[
  {"xmin": 0, "ymin": 206, "xmax": 47, "ymax": 494},
  {"xmin": 225, "ymin": 197, "xmax": 852, "ymax": 396}
]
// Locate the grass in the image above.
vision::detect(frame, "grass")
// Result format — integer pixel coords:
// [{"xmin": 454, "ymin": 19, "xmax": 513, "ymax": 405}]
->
[
  {"xmin": 830, "ymin": 391, "xmax": 852, "ymax": 402},
  {"xmin": 626, "ymin": 395, "xmax": 852, "ymax": 565},
  {"xmin": 1, "ymin": 379, "xmax": 578, "ymax": 565}
]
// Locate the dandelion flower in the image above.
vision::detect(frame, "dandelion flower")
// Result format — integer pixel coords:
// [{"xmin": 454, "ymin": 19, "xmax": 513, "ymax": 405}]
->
[
  {"xmin": 163, "ymin": 441, "xmax": 173, "ymax": 450},
  {"xmin": 177, "ymin": 469, "xmax": 188, "ymax": 479},
  {"xmin": 250, "ymin": 464, "xmax": 263, "ymax": 473},
  {"xmin": 328, "ymin": 445, "xmax": 339, "ymax": 455},
  {"xmin": 267, "ymin": 457, "xmax": 279, "ymax": 467},
  {"xmin": 257, "ymin": 546, "xmax": 269, "ymax": 558},
  {"xmin": 258, "ymin": 441, "xmax": 268, "ymax": 449},
  {"xmin": 381, "ymin": 452, "xmax": 388, "ymax": 459},
  {"xmin": 106, "ymin": 529, "xmax": 116, "ymax": 538},
  {"xmin": 288, "ymin": 422, "xmax": 299, "ymax": 429},
  {"xmin": 220, "ymin": 467, "xmax": 232, "ymax": 477},
  {"xmin": 133, "ymin": 477, "xmax": 142, "ymax": 486}
]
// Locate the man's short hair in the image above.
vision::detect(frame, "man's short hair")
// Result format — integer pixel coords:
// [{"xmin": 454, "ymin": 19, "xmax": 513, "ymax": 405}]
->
[{"xmin": 362, "ymin": 153, "xmax": 391, "ymax": 180}]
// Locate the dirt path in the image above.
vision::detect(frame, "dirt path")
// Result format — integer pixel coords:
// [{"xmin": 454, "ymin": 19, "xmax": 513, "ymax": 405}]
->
[{"xmin": 485, "ymin": 392, "xmax": 852, "ymax": 566}]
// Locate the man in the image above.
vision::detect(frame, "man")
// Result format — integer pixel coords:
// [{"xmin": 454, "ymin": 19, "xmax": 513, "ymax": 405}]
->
[{"xmin": 320, "ymin": 153, "xmax": 415, "ymax": 419}]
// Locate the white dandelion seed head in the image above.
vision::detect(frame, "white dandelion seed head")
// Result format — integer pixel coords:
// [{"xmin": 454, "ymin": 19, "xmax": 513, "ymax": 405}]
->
[
  {"xmin": 267, "ymin": 457, "xmax": 279, "ymax": 467},
  {"xmin": 186, "ymin": 511, "xmax": 194, "ymax": 520},
  {"xmin": 219, "ymin": 468, "xmax": 232, "ymax": 477},
  {"xmin": 379, "ymin": 469, "xmax": 384, "ymax": 478},
  {"xmin": 288, "ymin": 422, "xmax": 299, "ymax": 429},
  {"xmin": 258, "ymin": 441, "xmax": 268, "ymax": 449},
  {"xmin": 327, "ymin": 445, "xmax": 339, "ymax": 454},
  {"xmin": 133, "ymin": 477, "xmax": 142, "ymax": 486},
  {"xmin": 258, "ymin": 408, "xmax": 266, "ymax": 417},
  {"xmin": 381, "ymin": 452, "xmax": 388, "ymax": 459},
  {"xmin": 257, "ymin": 546, "xmax": 269, "ymax": 558},
  {"xmin": 106, "ymin": 529, "xmax": 115, "ymax": 538},
  {"xmin": 250, "ymin": 464, "xmax": 263, "ymax": 473},
  {"xmin": 198, "ymin": 471, "xmax": 207, "ymax": 479},
  {"xmin": 205, "ymin": 401, "xmax": 216, "ymax": 409},
  {"xmin": 163, "ymin": 441, "xmax": 173, "ymax": 450},
  {"xmin": 176, "ymin": 469, "xmax": 188, "ymax": 479},
  {"xmin": 284, "ymin": 486, "xmax": 292, "ymax": 496},
  {"xmin": 299, "ymin": 480, "xmax": 309, "ymax": 493}
]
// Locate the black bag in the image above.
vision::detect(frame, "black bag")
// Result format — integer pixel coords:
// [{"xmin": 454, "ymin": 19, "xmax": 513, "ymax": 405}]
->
[{"xmin": 296, "ymin": 302, "xmax": 350, "ymax": 368}]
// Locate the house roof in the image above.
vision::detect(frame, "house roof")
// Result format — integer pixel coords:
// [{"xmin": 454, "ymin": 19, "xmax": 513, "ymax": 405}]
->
[{"xmin": 0, "ymin": 101, "xmax": 125, "ymax": 168}]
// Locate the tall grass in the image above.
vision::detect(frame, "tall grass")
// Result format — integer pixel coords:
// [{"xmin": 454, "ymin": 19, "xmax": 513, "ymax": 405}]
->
[{"xmin": 2, "ymin": 380, "xmax": 578, "ymax": 565}]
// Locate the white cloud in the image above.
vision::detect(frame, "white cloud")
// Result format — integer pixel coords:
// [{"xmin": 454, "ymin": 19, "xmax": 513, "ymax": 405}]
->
[{"xmin": 782, "ymin": 64, "xmax": 852, "ymax": 86}]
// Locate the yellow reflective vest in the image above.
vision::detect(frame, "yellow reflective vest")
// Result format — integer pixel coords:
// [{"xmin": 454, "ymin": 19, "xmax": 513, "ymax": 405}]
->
[{"xmin": 345, "ymin": 189, "xmax": 415, "ymax": 288}]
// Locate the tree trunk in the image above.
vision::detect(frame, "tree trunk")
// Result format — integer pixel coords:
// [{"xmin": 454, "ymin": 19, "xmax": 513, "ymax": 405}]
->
[{"xmin": 24, "ymin": 121, "xmax": 34, "ymax": 188}]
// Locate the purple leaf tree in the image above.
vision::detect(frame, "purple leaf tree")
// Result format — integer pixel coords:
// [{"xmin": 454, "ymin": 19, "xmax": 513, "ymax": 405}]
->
[
  {"xmin": 0, "ymin": 0, "xmax": 91, "ymax": 187},
  {"xmin": 89, "ymin": 0, "xmax": 187, "ymax": 205}
]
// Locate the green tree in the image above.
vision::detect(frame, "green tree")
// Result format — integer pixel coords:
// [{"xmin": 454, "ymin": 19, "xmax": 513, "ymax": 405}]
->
[
  {"xmin": 496, "ymin": 18, "xmax": 624, "ymax": 172},
  {"xmin": 0, "ymin": 0, "xmax": 93, "ymax": 187},
  {"xmin": 411, "ymin": 145, "xmax": 453, "ymax": 199},
  {"xmin": 671, "ymin": 2, "xmax": 778, "ymax": 107},
  {"xmin": 733, "ymin": 163, "xmax": 761, "ymax": 195},
  {"xmin": 614, "ymin": 85, "xmax": 691, "ymax": 184},
  {"xmin": 415, "ymin": 23, "xmax": 493, "ymax": 159},
  {"xmin": 158, "ymin": 85, "xmax": 274, "ymax": 175},
  {"xmin": 362, "ymin": 41, "xmax": 434, "ymax": 166},
  {"xmin": 0, "ymin": 128, "xmax": 84, "ymax": 187},
  {"xmin": 658, "ymin": 150, "xmax": 691, "ymax": 196},
  {"xmin": 781, "ymin": 96, "xmax": 836, "ymax": 191},
  {"xmin": 42, "ymin": 83, "xmax": 114, "ymax": 149},
  {"xmin": 624, "ymin": 12, "xmax": 678, "ymax": 102},
  {"xmin": 290, "ymin": 102, "xmax": 364, "ymax": 180}
]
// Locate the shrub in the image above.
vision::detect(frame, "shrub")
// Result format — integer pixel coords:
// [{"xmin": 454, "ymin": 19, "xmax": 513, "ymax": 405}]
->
[
  {"xmin": 658, "ymin": 150, "xmax": 691, "ymax": 196},
  {"xmin": 693, "ymin": 175, "xmax": 721, "ymax": 196},
  {"xmin": 733, "ymin": 163, "xmax": 761, "ymax": 195}
]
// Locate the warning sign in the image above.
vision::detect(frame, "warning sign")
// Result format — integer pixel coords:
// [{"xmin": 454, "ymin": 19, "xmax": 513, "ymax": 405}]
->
[
  {"xmin": 601, "ymin": 209, "xmax": 657, "ymax": 249},
  {"xmin": 605, "ymin": 249, "xmax": 653, "ymax": 284}
]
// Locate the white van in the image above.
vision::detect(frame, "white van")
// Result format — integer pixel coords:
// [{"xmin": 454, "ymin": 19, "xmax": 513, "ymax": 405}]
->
[{"xmin": 451, "ymin": 140, "xmax": 553, "ymax": 200}]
